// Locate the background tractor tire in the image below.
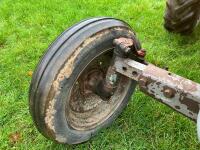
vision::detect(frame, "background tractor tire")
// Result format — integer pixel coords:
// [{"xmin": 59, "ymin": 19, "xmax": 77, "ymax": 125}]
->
[
  {"xmin": 29, "ymin": 17, "xmax": 141, "ymax": 144},
  {"xmin": 164, "ymin": 0, "xmax": 200, "ymax": 34}
]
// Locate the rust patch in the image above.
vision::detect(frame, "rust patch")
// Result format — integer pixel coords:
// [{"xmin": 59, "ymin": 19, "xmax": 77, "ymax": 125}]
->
[
  {"xmin": 175, "ymin": 106, "xmax": 180, "ymax": 110},
  {"xmin": 136, "ymin": 49, "xmax": 146, "ymax": 57},
  {"xmin": 113, "ymin": 37, "xmax": 134, "ymax": 48},
  {"xmin": 180, "ymin": 96, "xmax": 199, "ymax": 114},
  {"xmin": 139, "ymin": 63, "xmax": 200, "ymax": 121}
]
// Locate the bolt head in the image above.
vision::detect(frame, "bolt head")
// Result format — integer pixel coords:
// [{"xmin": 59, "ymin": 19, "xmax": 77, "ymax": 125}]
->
[{"xmin": 163, "ymin": 88, "xmax": 175, "ymax": 98}]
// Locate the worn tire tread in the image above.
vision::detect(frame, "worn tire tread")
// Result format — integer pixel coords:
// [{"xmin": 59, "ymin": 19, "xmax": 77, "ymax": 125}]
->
[{"xmin": 29, "ymin": 17, "xmax": 139, "ymax": 144}]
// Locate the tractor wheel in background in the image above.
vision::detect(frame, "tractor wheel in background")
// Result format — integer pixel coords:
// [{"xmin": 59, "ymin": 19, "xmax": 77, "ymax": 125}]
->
[{"xmin": 164, "ymin": 0, "xmax": 200, "ymax": 34}]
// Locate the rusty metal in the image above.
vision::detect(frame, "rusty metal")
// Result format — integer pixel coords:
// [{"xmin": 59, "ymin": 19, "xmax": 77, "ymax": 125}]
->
[
  {"xmin": 136, "ymin": 49, "xmax": 146, "ymax": 57},
  {"xmin": 114, "ymin": 57, "xmax": 200, "ymax": 121},
  {"xmin": 79, "ymin": 66, "xmax": 116, "ymax": 100},
  {"xmin": 95, "ymin": 37, "xmax": 136, "ymax": 100},
  {"xmin": 139, "ymin": 64, "xmax": 200, "ymax": 121},
  {"xmin": 67, "ymin": 50, "xmax": 133, "ymax": 131},
  {"xmin": 81, "ymin": 68, "xmax": 104, "ymax": 96},
  {"xmin": 115, "ymin": 57, "xmax": 146, "ymax": 81},
  {"xmin": 113, "ymin": 38, "xmax": 134, "ymax": 49},
  {"xmin": 113, "ymin": 37, "xmax": 146, "ymax": 59},
  {"xmin": 113, "ymin": 38, "xmax": 134, "ymax": 57},
  {"xmin": 81, "ymin": 38, "xmax": 133, "ymax": 100},
  {"xmin": 163, "ymin": 88, "xmax": 175, "ymax": 98}
]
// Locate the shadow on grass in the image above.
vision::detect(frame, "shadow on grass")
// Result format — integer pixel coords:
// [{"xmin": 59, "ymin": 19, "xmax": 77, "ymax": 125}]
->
[
  {"xmin": 162, "ymin": 25, "xmax": 200, "ymax": 60},
  {"xmin": 48, "ymin": 140, "xmax": 92, "ymax": 150},
  {"xmin": 176, "ymin": 26, "xmax": 200, "ymax": 46}
]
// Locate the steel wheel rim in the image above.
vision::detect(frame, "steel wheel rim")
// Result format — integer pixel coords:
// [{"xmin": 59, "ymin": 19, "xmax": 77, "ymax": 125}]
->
[{"xmin": 66, "ymin": 49, "xmax": 131, "ymax": 131}]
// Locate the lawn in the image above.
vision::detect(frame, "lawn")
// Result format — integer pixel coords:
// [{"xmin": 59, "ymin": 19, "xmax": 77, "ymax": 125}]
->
[{"xmin": 0, "ymin": 0, "xmax": 200, "ymax": 149}]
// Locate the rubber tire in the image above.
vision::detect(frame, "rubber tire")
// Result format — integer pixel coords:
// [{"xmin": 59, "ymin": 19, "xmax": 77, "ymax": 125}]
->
[
  {"xmin": 29, "ymin": 17, "xmax": 140, "ymax": 144},
  {"xmin": 164, "ymin": 0, "xmax": 200, "ymax": 34}
]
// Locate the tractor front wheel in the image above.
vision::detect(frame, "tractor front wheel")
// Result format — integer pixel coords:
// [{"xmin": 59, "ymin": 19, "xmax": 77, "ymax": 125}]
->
[{"xmin": 29, "ymin": 17, "xmax": 140, "ymax": 144}]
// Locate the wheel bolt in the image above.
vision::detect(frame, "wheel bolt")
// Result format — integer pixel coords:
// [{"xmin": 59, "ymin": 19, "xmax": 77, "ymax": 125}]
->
[{"xmin": 163, "ymin": 88, "xmax": 175, "ymax": 98}]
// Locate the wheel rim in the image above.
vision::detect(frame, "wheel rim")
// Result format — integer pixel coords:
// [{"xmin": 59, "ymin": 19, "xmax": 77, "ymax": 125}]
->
[{"xmin": 66, "ymin": 50, "xmax": 131, "ymax": 131}]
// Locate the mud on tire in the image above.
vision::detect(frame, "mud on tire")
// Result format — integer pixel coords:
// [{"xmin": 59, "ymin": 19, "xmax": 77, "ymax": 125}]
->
[
  {"xmin": 29, "ymin": 17, "xmax": 140, "ymax": 144},
  {"xmin": 164, "ymin": 0, "xmax": 200, "ymax": 34}
]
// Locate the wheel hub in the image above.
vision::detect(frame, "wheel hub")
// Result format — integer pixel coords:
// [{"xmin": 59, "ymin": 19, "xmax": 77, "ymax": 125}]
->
[{"xmin": 66, "ymin": 50, "xmax": 131, "ymax": 131}]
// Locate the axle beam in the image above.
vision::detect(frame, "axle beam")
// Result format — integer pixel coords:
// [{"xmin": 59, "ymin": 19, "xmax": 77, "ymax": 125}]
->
[{"xmin": 115, "ymin": 57, "xmax": 200, "ymax": 121}]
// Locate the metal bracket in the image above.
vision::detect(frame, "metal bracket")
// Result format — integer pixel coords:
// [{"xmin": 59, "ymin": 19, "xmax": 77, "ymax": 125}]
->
[
  {"xmin": 113, "ymin": 37, "xmax": 200, "ymax": 141},
  {"xmin": 114, "ymin": 57, "xmax": 200, "ymax": 121}
]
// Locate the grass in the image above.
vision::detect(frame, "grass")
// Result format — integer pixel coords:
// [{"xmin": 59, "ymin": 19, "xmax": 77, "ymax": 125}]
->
[{"xmin": 0, "ymin": 0, "xmax": 200, "ymax": 149}]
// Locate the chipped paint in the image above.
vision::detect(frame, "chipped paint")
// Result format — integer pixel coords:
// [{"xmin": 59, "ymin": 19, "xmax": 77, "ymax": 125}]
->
[
  {"xmin": 139, "ymin": 64, "xmax": 200, "ymax": 121},
  {"xmin": 114, "ymin": 58, "xmax": 200, "ymax": 121}
]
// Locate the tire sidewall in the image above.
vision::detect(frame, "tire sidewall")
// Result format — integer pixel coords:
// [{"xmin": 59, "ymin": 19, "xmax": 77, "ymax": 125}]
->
[{"xmin": 51, "ymin": 28, "xmax": 137, "ymax": 144}]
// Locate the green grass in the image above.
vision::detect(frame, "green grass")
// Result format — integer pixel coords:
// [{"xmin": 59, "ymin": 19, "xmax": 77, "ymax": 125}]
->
[{"xmin": 0, "ymin": 0, "xmax": 200, "ymax": 149}]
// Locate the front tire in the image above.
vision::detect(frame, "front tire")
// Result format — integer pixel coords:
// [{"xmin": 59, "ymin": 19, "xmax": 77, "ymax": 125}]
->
[{"xmin": 29, "ymin": 17, "xmax": 140, "ymax": 144}]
